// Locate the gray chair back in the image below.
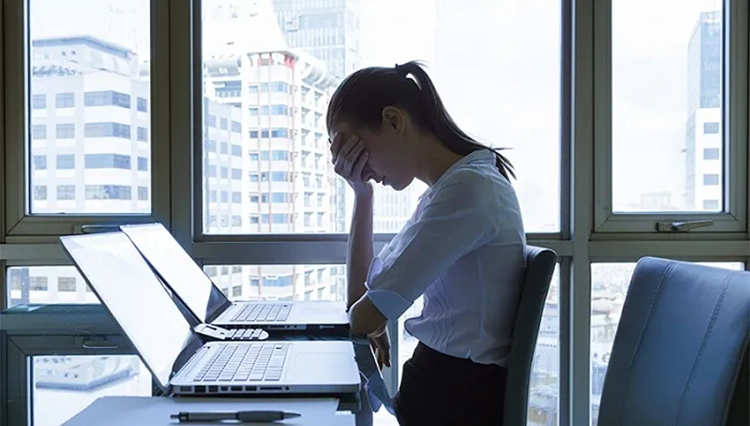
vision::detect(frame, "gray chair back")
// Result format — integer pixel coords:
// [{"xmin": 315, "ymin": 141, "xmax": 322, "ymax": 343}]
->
[
  {"xmin": 598, "ymin": 257, "xmax": 750, "ymax": 426},
  {"xmin": 503, "ymin": 245, "xmax": 558, "ymax": 425}
]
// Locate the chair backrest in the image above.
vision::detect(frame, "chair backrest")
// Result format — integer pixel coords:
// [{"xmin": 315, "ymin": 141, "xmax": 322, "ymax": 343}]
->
[
  {"xmin": 503, "ymin": 245, "xmax": 558, "ymax": 426},
  {"xmin": 598, "ymin": 257, "xmax": 750, "ymax": 426}
]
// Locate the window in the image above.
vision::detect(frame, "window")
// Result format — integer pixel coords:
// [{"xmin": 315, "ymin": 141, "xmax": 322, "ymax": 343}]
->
[
  {"xmin": 270, "ymin": 172, "xmax": 289, "ymax": 182},
  {"xmin": 589, "ymin": 263, "xmax": 743, "ymax": 424},
  {"xmin": 137, "ymin": 97, "xmax": 148, "ymax": 113},
  {"xmin": 32, "ymin": 155, "xmax": 46, "ymax": 170},
  {"xmin": 56, "ymin": 154, "xmax": 75, "ymax": 170},
  {"xmin": 84, "ymin": 122, "xmax": 132, "ymax": 139},
  {"xmin": 231, "ymin": 192, "xmax": 241, "ymax": 203},
  {"xmin": 703, "ymin": 147, "xmax": 720, "ymax": 160},
  {"xmin": 271, "ymin": 193, "xmax": 289, "ymax": 203},
  {"xmin": 702, "ymin": 173, "xmax": 720, "ymax": 186},
  {"xmin": 56, "ymin": 185, "xmax": 76, "ymax": 200},
  {"xmin": 84, "ymin": 91, "xmax": 131, "ymax": 108},
  {"xmin": 31, "ymin": 125, "xmax": 46, "ymax": 140},
  {"xmin": 231, "ymin": 121, "xmax": 241, "ymax": 133},
  {"xmin": 703, "ymin": 199, "xmax": 720, "ymax": 210},
  {"xmin": 137, "ymin": 157, "xmax": 148, "ymax": 171},
  {"xmin": 231, "ymin": 144, "xmax": 242, "ymax": 156},
  {"xmin": 138, "ymin": 186, "xmax": 148, "ymax": 201},
  {"xmin": 57, "ymin": 276, "xmax": 77, "ymax": 292},
  {"xmin": 84, "ymin": 154, "xmax": 131, "ymax": 170},
  {"xmin": 137, "ymin": 127, "xmax": 148, "ymax": 142},
  {"xmin": 32, "ymin": 94, "xmax": 46, "ymax": 109},
  {"xmin": 611, "ymin": 4, "xmax": 724, "ymax": 214},
  {"xmin": 55, "ymin": 93, "xmax": 75, "ymax": 108},
  {"xmin": 85, "ymin": 185, "xmax": 132, "ymax": 200},
  {"xmin": 33, "ymin": 185, "xmax": 47, "ymax": 201},
  {"xmin": 55, "ymin": 123, "xmax": 75, "ymax": 139},
  {"xmin": 231, "ymin": 168, "xmax": 242, "ymax": 179},
  {"xmin": 703, "ymin": 122, "xmax": 720, "ymax": 134}
]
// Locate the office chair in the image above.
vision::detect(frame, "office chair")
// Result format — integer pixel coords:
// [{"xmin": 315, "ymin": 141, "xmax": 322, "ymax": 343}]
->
[
  {"xmin": 503, "ymin": 245, "xmax": 558, "ymax": 426},
  {"xmin": 597, "ymin": 257, "xmax": 750, "ymax": 426}
]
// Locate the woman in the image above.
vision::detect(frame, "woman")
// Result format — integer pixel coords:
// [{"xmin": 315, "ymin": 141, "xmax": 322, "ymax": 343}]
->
[{"xmin": 328, "ymin": 61, "xmax": 526, "ymax": 426}]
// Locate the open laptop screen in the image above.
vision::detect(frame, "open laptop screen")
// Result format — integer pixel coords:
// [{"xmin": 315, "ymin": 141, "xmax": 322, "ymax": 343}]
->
[
  {"xmin": 60, "ymin": 232, "xmax": 202, "ymax": 389},
  {"xmin": 120, "ymin": 223, "xmax": 231, "ymax": 323}
]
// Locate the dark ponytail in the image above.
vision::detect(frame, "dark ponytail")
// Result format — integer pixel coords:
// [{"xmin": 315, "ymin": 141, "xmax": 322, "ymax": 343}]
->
[{"xmin": 327, "ymin": 60, "xmax": 515, "ymax": 180}]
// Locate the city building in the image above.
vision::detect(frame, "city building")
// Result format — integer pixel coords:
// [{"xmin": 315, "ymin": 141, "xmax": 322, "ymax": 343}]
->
[{"xmin": 685, "ymin": 11, "xmax": 722, "ymax": 212}]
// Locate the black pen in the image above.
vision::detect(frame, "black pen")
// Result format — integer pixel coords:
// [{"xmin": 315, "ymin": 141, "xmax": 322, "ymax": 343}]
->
[{"xmin": 170, "ymin": 410, "xmax": 301, "ymax": 423}]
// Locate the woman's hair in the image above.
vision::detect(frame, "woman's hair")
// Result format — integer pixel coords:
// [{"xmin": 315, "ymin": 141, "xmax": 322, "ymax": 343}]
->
[{"xmin": 326, "ymin": 61, "xmax": 515, "ymax": 180}]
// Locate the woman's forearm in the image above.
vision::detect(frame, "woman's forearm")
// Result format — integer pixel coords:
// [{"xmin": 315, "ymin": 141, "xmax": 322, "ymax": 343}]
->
[{"xmin": 347, "ymin": 191, "xmax": 374, "ymax": 309}]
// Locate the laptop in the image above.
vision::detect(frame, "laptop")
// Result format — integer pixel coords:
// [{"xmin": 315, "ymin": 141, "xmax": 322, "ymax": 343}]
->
[
  {"xmin": 119, "ymin": 223, "xmax": 349, "ymax": 334},
  {"xmin": 59, "ymin": 232, "xmax": 361, "ymax": 396}
]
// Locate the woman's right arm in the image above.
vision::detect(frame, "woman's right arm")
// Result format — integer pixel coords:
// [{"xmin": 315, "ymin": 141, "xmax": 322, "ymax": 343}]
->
[{"xmin": 346, "ymin": 187, "xmax": 374, "ymax": 310}]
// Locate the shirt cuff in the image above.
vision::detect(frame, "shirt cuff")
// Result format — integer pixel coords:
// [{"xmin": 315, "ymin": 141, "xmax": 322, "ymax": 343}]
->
[{"xmin": 366, "ymin": 289, "xmax": 413, "ymax": 322}]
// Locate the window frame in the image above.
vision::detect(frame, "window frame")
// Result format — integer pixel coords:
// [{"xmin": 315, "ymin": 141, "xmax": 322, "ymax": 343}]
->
[
  {"xmin": 591, "ymin": 0, "xmax": 749, "ymax": 234},
  {"xmin": 1, "ymin": 0, "xmax": 172, "ymax": 241}
]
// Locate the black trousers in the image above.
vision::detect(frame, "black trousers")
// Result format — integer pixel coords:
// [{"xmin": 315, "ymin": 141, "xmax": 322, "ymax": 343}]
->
[{"xmin": 393, "ymin": 342, "xmax": 508, "ymax": 426}]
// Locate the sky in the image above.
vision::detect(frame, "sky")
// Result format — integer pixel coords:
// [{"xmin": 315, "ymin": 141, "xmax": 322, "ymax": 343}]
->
[{"xmin": 28, "ymin": 0, "xmax": 726, "ymax": 227}]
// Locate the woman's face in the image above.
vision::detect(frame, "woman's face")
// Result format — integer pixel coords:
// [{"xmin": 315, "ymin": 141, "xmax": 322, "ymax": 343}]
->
[{"xmin": 332, "ymin": 108, "xmax": 416, "ymax": 191}]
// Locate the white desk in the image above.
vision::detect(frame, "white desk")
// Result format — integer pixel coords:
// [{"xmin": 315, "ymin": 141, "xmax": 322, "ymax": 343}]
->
[{"xmin": 64, "ymin": 396, "xmax": 355, "ymax": 426}]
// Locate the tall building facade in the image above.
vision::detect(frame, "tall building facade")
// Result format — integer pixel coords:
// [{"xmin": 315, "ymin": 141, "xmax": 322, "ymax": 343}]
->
[{"xmin": 685, "ymin": 11, "xmax": 722, "ymax": 211}]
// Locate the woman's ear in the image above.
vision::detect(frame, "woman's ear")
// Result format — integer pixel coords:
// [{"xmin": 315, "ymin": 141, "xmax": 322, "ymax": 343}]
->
[{"xmin": 381, "ymin": 106, "xmax": 404, "ymax": 133}]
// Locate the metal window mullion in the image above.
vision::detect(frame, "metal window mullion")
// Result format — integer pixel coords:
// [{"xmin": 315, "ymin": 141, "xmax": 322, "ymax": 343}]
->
[
  {"xmin": 571, "ymin": 0, "xmax": 597, "ymax": 425},
  {"xmin": 2, "ymin": 337, "xmax": 30, "ymax": 426}
]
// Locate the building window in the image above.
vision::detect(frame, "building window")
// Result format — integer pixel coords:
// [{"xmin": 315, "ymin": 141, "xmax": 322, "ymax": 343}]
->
[
  {"xmin": 271, "ymin": 193, "xmax": 290, "ymax": 203},
  {"xmin": 231, "ymin": 121, "xmax": 242, "ymax": 133},
  {"xmin": 57, "ymin": 277, "xmax": 77, "ymax": 292},
  {"xmin": 271, "ymin": 171, "xmax": 289, "ymax": 182},
  {"xmin": 138, "ymin": 186, "xmax": 148, "ymax": 200},
  {"xmin": 220, "ymin": 167, "xmax": 228, "ymax": 178},
  {"xmin": 56, "ymin": 123, "xmax": 75, "ymax": 139},
  {"xmin": 32, "ymin": 125, "xmax": 47, "ymax": 140},
  {"xmin": 56, "ymin": 154, "xmax": 76, "ymax": 170},
  {"xmin": 55, "ymin": 93, "xmax": 75, "ymax": 108},
  {"xmin": 231, "ymin": 192, "xmax": 242, "ymax": 203},
  {"xmin": 56, "ymin": 185, "xmax": 76, "ymax": 200},
  {"xmin": 84, "ymin": 122, "xmax": 131, "ymax": 139},
  {"xmin": 137, "ymin": 157, "xmax": 148, "ymax": 171},
  {"xmin": 84, "ymin": 154, "xmax": 131, "ymax": 169},
  {"xmin": 33, "ymin": 155, "xmax": 47, "ymax": 170},
  {"xmin": 30, "ymin": 276, "xmax": 48, "ymax": 291},
  {"xmin": 703, "ymin": 199, "xmax": 720, "ymax": 210},
  {"xmin": 270, "ymin": 128, "xmax": 289, "ymax": 138},
  {"xmin": 33, "ymin": 185, "xmax": 47, "ymax": 201},
  {"xmin": 248, "ymin": 173, "xmax": 259, "ymax": 182},
  {"xmin": 220, "ymin": 142, "xmax": 228, "ymax": 154},
  {"xmin": 85, "ymin": 185, "xmax": 132, "ymax": 200},
  {"xmin": 232, "ymin": 286, "xmax": 242, "ymax": 297},
  {"xmin": 206, "ymin": 165, "xmax": 217, "ymax": 177},
  {"xmin": 137, "ymin": 127, "xmax": 148, "ymax": 142},
  {"xmin": 249, "ymin": 130, "xmax": 259, "ymax": 138},
  {"xmin": 137, "ymin": 97, "xmax": 148, "ymax": 112},
  {"xmin": 220, "ymin": 118, "xmax": 228, "ymax": 130},
  {"xmin": 271, "ymin": 105, "xmax": 289, "ymax": 115},
  {"xmin": 32, "ymin": 94, "xmax": 46, "ymax": 109},
  {"xmin": 231, "ymin": 215, "xmax": 242, "ymax": 226},
  {"xmin": 205, "ymin": 139, "xmax": 216, "ymax": 152},
  {"xmin": 207, "ymin": 114, "xmax": 217, "ymax": 127},
  {"xmin": 84, "ymin": 91, "xmax": 131, "ymax": 108},
  {"xmin": 702, "ymin": 173, "xmax": 720, "ymax": 185},
  {"xmin": 703, "ymin": 122, "xmax": 720, "ymax": 134},
  {"xmin": 231, "ymin": 168, "xmax": 242, "ymax": 179},
  {"xmin": 702, "ymin": 147, "xmax": 720, "ymax": 160},
  {"xmin": 231, "ymin": 144, "xmax": 242, "ymax": 156},
  {"xmin": 221, "ymin": 191, "xmax": 228, "ymax": 203}
]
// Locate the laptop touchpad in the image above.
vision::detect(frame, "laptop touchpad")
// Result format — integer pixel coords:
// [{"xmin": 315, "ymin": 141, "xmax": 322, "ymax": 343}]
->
[{"xmin": 290, "ymin": 353, "xmax": 357, "ymax": 384}]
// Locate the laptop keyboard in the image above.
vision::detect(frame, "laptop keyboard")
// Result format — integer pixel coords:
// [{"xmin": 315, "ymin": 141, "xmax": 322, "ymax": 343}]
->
[
  {"xmin": 230, "ymin": 303, "xmax": 292, "ymax": 322},
  {"xmin": 195, "ymin": 343, "xmax": 289, "ymax": 383}
]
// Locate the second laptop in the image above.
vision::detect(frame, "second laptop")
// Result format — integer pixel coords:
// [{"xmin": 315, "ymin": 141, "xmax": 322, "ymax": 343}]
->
[{"xmin": 120, "ymin": 223, "xmax": 350, "ymax": 335}]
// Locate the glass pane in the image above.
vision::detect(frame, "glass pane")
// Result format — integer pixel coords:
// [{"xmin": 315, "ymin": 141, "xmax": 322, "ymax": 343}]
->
[
  {"xmin": 28, "ymin": 0, "xmax": 151, "ymax": 214},
  {"xmin": 32, "ymin": 355, "xmax": 151, "ymax": 426},
  {"xmin": 202, "ymin": 264, "xmax": 346, "ymax": 302},
  {"xmin": 590, "ymin": 262, "xmax": 743, "ymax": 424},
  {"xmin": 201, "ymin": 0, "xmax": 561, "ymax": 234},
  {"xmin": 5, "ymin": 266, "xmax": 100, "ymax": 308},
  {"xmin": 393, "ymin": 266, "xmax": 561, "ymax": 426},
  {"xmin": 612, "ymin": 3, "xmax": 723, "ymax": 212}
]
